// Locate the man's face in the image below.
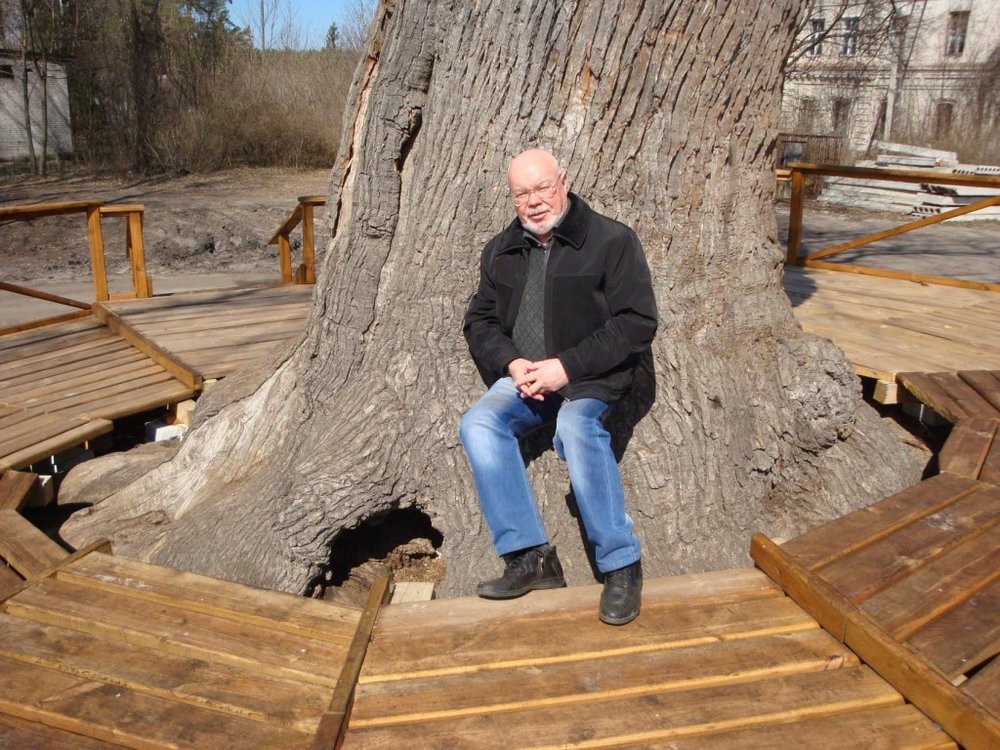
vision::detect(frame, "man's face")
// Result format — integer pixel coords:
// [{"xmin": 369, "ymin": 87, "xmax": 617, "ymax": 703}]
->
[{"xmin": 508, "ymin": 156, "xmax": 568, "ymax": 239}]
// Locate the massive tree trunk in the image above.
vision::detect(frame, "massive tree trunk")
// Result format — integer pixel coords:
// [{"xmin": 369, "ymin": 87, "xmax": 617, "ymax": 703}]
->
[{"xmin": 63, "ymin": 0, "xmax": 922, "ymax": 597}]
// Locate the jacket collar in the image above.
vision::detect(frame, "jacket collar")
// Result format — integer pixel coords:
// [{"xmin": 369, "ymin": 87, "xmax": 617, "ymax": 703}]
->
[{"xmin": 497, "ymin": 193, "xmax": 591, "ymax": 254}]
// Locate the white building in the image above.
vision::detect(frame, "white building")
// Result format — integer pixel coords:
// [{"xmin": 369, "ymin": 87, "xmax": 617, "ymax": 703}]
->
[
  {"xmin": 0, "ymin": 49, "xmax": 73, "ymax": 161},
  {"xmin": 781, "ymin": 0, "xmax": 1000, "ymax": 163}
]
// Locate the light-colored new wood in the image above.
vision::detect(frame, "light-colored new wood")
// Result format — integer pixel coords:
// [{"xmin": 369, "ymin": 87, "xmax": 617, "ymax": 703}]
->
[{"xmin": 91, "ymin": 303, "xmax": 203, "ymax": 390}]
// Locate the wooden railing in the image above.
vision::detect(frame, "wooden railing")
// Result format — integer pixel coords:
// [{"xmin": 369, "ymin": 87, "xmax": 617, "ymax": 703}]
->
[
  {"xmin": 785, "ymin": 163, "xmax": 1000, "ymax": 292},
  {"xmin": 269, "ymin": 195, "xmax": 325, "ymax": 284},
  {"xmin": 0, "ymin": 200, "xmax": 152, "ymax": 335}
]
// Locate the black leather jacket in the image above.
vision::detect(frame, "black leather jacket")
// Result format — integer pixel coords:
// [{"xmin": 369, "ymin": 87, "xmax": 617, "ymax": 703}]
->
[{"xmin": 464, "ymin": 194, "xmax": 658, "ymax": 402}]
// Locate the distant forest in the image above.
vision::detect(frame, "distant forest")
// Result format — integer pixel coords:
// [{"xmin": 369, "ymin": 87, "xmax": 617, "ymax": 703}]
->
[{"xmin": 2, "ymin": 0, "xmax": 373, "ymax": 174}]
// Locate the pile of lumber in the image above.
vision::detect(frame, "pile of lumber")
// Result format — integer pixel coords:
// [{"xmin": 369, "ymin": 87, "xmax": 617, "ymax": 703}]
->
[{"xmin": 816, "ymin": 142, "xmax": 1000, "ymax": 221}]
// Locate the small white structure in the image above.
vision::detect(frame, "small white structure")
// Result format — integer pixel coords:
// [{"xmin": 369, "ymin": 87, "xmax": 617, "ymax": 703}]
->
[
  {"xmin": 781, "ymin": 0, "xmax": 1000, "ymax": 161},
  {"xmin": 0, "ymin": 49, "xmax": 73, "ymax": 161}
]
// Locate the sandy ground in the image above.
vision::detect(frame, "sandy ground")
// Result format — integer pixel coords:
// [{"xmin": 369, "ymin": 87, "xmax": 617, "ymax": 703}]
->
[
  {"xmin": 0, "ymin": 168, "xmax": 332, "ymax": 281},
  {"xmin": 2, "ymin": 170, "xmax": 996, "ymax": 328},
  {"xmin": 1, "ymin": 168, "xmax": 333, "ymax": 327}
]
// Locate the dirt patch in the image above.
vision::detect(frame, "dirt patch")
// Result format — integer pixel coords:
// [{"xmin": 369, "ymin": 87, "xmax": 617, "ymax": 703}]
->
[{"xmin": 0, "ymin": 168, "xmax": 332, "ymax": 283}]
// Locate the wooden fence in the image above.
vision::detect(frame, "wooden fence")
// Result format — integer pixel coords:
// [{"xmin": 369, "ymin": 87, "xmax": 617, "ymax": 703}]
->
[
  {"xmin": 269, "ymin": 196, "xmax": 325, "ymax": 284},
  {"xmin": 0, "ymin": 201, "xmax": 151, "ymax": 335},
  {"xmin": 785, "ymin": 163, "xmax": 1000, "ymax": 293}
]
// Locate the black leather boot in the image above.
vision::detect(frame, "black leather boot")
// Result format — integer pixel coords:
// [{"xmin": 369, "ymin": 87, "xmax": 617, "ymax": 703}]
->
[
  {"xmin": 477, "ymin": 544, "xmax": 567, "ymax": 599},
  {"xmin": 599, "ymin": 560, "xmax": 642, "ymax": 625}
]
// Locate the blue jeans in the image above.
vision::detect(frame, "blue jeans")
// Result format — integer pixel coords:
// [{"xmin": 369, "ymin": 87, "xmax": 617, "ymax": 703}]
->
[{"xmin": 459, "ymin": 377, "xmax": 641, "ymax": 573}]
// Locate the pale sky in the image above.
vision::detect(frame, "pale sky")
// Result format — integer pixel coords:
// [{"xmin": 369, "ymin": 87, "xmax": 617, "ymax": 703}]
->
[{"xmin": 230, "ymin": 0, "xmax": 370, "ymax": 50}]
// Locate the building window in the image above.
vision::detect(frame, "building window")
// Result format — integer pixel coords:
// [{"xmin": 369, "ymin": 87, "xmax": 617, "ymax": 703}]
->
[
  {"xmin": 934, "ymin": 101, "xmax": 954, "ymax": 140},
  {"xmin": 832, "ymin": 98, "xmax": 853, "ymax": 134},
  {"xmin": 798, "ymin": 98, "xmax": 819, "ymax": 132},
  {"xmin": 808, "ymin": 18, "xmax": 825, "ymax": 57},
  {"xmin": 945, "ymin": 11, "xmax": 969, "ymax": 57},
  {"xmin": 841, "ymin": 17, "xmax": 860, "ymax": 56}
]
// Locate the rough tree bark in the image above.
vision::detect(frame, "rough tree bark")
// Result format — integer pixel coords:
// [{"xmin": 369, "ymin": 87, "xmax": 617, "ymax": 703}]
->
[{"xmin": 63, "ymin": 0, "xmax": 922, "ymax": 596}]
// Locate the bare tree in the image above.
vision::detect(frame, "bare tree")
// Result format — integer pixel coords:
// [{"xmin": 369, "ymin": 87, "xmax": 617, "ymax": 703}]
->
[
  {"xmin": 340, "ymin": 0, "xmax": 374, "ymax": 51},
  {"xmin": 63, "ymin": 0, "xmax": 922, "ymax": 599}
]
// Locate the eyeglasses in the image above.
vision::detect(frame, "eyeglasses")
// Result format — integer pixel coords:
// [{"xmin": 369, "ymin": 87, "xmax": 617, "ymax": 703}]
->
[{"xmin": 510, "ymin": 173, "xmax": 564, "ymax": 206}]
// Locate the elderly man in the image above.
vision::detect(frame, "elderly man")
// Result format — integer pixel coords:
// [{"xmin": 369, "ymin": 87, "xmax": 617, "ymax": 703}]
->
[{"xmin": 460, "ymin": 148, "xmax": 658, "ymax": 625}]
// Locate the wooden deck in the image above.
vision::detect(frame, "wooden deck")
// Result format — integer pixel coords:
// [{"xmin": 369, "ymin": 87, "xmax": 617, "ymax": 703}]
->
[
  {"xmin": 344, "ymin": 570, "xmax": 953, "ymax": 749},
  {"xmin": 0, "ymin": 285, "xmax": 312, "ymax": 470},
  {"xmin": 0, "ymin": 498, "xmax": 385, "ymax": 749},
  {"xmin": 785, "ymin": 266, "xmax": 1000, "ymax": 402},
  {"xmin": 101, "ymin": 285, "xmax": 313, "ymax": 381},
  {"xmin": 3, "ymin": 363, "xmax": 999, "ymax": 747}
]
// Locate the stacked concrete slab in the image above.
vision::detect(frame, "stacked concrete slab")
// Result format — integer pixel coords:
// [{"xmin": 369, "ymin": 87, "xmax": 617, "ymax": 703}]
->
[{"xmin": 817, "ymin": 141, "xmax": 1000, "ymax": 221}]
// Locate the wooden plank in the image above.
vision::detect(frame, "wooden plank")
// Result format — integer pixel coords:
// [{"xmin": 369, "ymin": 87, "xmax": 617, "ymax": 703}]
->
[
  {"xmin": 352, "ymin": 629, "xmax": 858, "ymax": 725},
  {"xmin": 61, "ymin": 553, "xmax": 361, "ymax": 640},
  {"xmin": 0, "ymin": 200, "xmax": 102, "ymax": 220},
  {"xmin": 311, "ymin": 575, "xmax": 390, "ymax": 750},
  {"xmin": 0, "ymin": 509, "xmax": 67, "ymax": 577},
  {"xmin": 959, "ymin": 371, "xmax": 1000, "ymax": 412},
  {"xmin": 67, "ymin": 380, "xmax": 196, "ymax": 421},
  {"xmin": 888, "ymin": 312, "xmax": 1000, "ymax": 351},
  {"xmin": 0, "ymin": 711, "xmax": 124, "ymax": 749},
  {"xmin": 0, "ymin": 317, "xmax": 106, "ymax": 351},
  {"xmin": 116, "ymin": 295, "xmax": 311, "ymax": 326},
  {"xmin": 373, "ymin": 568, "xmax": 780, "ymax": 635},
  {"xmin": 939, "ymin": 418, "xmax": 998, "ymax": 480},
  {"xmin": 344, "ymin": 665, "xmax": 901, "ymax": 749},
  {"xmin": 0, "ymin": 418, "xmax": 113, "ymax": 472},
  {"xmin": 363, "ymin": 584, "xmax": 813, "ymax": 681},
  {"xmin": 982, "ymin": 432, "xmax": 1000, "ymax": 485},
  {"xmin": 92, "ymin": 303, "xmax": 202, "ymax": 390},
  {"xmin": 5, "ymin": 578, "xmax": 349, "ymax": 686},
  {"xmin": 780, "ymin": 473, "xmax": 981, "ymax": 570},
  {"xmin": 749, "ymin": 535, "xmax": 852, "ymax": 641},
  {"xmin": 816, "ymin": 483, "xmax": 1000, "ymax": 602},
  {"xmin": 789, "ymin": 162, "xmax": 1000, "ymax": 188},
  {"xmin": 860, "ymin": 523, "xmax": 1000, "ymax": 640},
  {"xmin": 0, "ymin": 560, "xmax": 22, "ymax": 598},
  {"xmin": 906, "ymin": 578, "xmax": 1000, "ymax": 680},
  {"xmin": 624, "ymin": 705, "xmax": 956, "ymax": 749},
  {"xmin": 0, "ymin": 656, "xmax": 312, "ymax": 750},
  {"xmin": 0, "ymin": 540, "xmax": 111, "ymax": 603},
  {"xmin": 0, "ymin": 325, "xmax": 115, "ymax": 366},
  {"xmin": 0, "ymin": 310, "xmax": 94, "ymax": 338},
  {"xmin": 801, "ymin": 258, "xmax": 1000, "ymax": 293},
  {"xmin": 1, "ymin": 359, "xmax": 164, "ymax": 403},
  {"xmin": 0, "ymin": 280, "xmax": 90, "ymax": 311},
  {"xmin": 0, "ymin": 470, "xmax": 39, "ymax": 511},
  {"xmin": 901, "ymin": 372, "xmax": 974, "ymax": 423},
  {"xmin": 963, "ymin": 656, "xmax": 1000, "ymax": 716},
  {"xmin": 0, "ymin": 343, "xmax": 145, "ymax": 391},
  {"xmin": 106, "ymin": 285, "xmax": 310, "ymax": 316},
  {"xmin": 929, "ymin": 373, "xmax": 1000, "ymax": 420},
  {"xmin": 842, "ymin": 608, "xmax": 1000, "ymax": 750},
  {"xmin": 0, "ymin": 613, "xmax": 328, "ymax": 733},
  {"xmin": 18, "ymin": 367, "xmax": 185, "ymax": 414}
]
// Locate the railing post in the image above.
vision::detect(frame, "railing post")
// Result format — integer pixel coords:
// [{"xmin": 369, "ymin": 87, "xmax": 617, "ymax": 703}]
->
[
  {"xmin": 86, "ymin": 204, "xmax": 109, "ymax": 302},
  {"xmin": 278, "ymin": 234, "xmax": 294, "ymax": 283},
  {"xmin": 302, "ymin": 202, "xmax": 316, "ymax": 284},
  {"xmin": 127, "ymin": 210, "xmax": 152, "ymax": 298},
  {"xmin": 786, "ymin": 169, "xmax": 804, "ymax": 265}
]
